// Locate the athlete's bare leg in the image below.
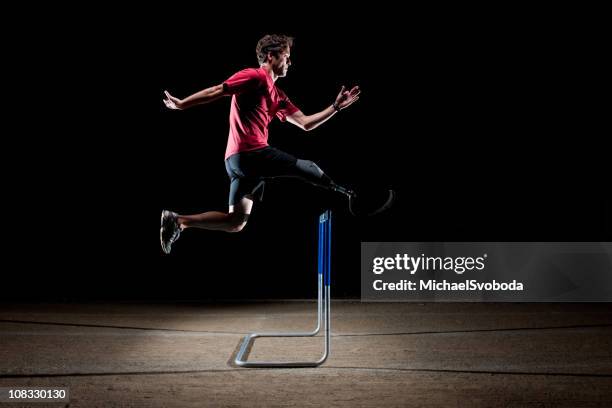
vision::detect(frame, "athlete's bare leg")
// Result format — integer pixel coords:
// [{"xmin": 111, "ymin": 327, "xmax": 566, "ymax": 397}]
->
[{"xmin": 177, "ymin": 196, "xmax": 253, "ymax": 233}]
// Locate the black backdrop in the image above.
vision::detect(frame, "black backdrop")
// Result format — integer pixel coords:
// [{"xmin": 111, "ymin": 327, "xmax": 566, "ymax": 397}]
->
[{"xmin": 4, "ymin": 7, "xmax": 609, "ymax": 301}]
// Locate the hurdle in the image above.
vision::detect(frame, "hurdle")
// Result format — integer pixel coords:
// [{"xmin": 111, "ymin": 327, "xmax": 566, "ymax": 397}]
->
[{"xmin": 234, "ymin": 210, "xmax": 332, "ymax": 367}]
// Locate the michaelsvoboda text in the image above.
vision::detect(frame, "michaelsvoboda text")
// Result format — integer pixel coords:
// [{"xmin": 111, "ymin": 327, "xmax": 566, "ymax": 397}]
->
[{"xmin": 373, "ymin": 279, "xmax": 523, "ymax": 291}]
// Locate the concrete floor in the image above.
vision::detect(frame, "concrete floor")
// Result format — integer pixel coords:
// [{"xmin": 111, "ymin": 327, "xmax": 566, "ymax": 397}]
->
[{"xmin": 0, "ymin": 302, "xmax": 611, "ymax": 407}]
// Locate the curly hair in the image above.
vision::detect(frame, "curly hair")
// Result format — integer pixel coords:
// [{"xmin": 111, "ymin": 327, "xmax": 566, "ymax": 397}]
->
[{"xmin": 256, "ymin": 34, "xmax": 294, "ymax": 65}]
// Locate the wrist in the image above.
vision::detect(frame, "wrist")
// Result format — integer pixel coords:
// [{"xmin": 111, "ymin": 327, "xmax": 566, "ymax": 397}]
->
[{"xmin": 332, "ymin": 102, "xmax": 340, "ymax": 112}]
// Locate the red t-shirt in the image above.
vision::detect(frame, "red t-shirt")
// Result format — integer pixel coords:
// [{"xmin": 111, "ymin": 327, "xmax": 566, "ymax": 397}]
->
[{"xmin": 223, "ymin": 67, "xmax": 300, "ymax": 159}]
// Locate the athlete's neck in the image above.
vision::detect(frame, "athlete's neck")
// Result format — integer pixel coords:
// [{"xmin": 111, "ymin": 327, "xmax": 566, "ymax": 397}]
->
[{"xmin": 261, "ymin": 64, "xmax": 278, "ymax": 82}]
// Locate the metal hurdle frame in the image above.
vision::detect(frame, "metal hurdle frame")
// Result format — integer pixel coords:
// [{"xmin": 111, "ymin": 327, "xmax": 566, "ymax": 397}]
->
[{"xmin": 234, "ymin": 210, "xmax": 332, "ymax": 367}]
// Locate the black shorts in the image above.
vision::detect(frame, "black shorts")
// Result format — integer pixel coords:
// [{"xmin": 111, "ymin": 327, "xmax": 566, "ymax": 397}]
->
[{"xmin": 225, "ymin": 147, "xmax": 301, "ymax": 206}]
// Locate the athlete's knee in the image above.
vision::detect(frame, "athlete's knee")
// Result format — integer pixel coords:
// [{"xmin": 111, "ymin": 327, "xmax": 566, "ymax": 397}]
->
[
  {"xmin": 228, "ymin": 217, "xmax": 248, "ymax": 233},
  {"xmin": 296, "ymin": 159, "xmax": 324, "ymax": 178},
  {"xmin": 296, "ymin": 159, "xmax": 334, "ymax": 187},
  {"xmin": 227, "ymin": 222, "xmax": 247, "ymax": 233},
  {"xmin": 227, "ymin": 212, "xmax": 249, "ymax": 233}
]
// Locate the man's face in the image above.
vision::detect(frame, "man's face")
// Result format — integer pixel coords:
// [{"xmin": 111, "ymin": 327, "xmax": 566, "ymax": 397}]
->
[{"xmin": 270, "ymin": 47, "xmax": 291, "ymax": 77}]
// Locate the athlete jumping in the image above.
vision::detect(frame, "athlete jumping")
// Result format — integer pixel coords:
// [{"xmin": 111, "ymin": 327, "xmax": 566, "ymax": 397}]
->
[{"xmin": 161, "ymin": 34, "xmax": 394, "ymax": 254}]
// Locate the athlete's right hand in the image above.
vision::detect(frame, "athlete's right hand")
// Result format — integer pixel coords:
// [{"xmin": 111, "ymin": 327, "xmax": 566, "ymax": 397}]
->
[{"xmin": 163, "ymin": 90, "xmax": 183, "ymax": 110}]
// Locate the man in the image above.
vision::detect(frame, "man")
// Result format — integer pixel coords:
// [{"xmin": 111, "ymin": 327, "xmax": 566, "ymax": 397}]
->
[{"xmin": 160, "ymin": 34, "xmax": 393, "ymax": 254}]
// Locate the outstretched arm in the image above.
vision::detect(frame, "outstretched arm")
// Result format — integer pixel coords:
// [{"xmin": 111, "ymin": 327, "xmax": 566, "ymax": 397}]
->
[
  {"xmin": 287, "ymin": 85, "xmax": 360, "ymax": 131},
  {"xmin": 163, "ymin": 84, "xmax": 226, "ymax": 110}
]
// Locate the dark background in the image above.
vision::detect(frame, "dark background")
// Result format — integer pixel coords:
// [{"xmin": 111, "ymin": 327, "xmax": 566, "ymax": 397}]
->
[{"xmin": 4, "ymin": 7, "xmax": 609, "ymax": 301}]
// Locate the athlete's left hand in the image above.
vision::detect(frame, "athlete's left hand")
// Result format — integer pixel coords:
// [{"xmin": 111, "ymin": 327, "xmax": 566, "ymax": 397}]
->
[{"xmin": 334, "ymin": 85, "xmax": 361, "ymax": 110}]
